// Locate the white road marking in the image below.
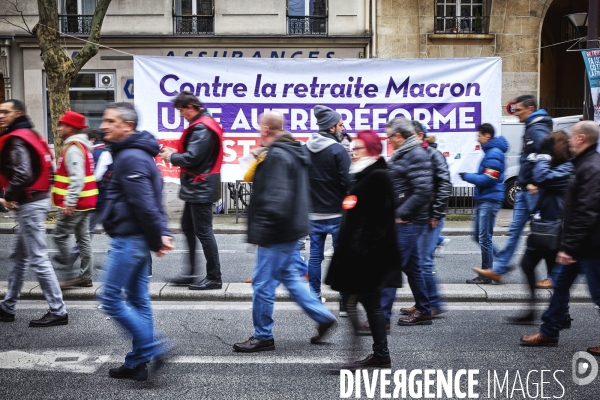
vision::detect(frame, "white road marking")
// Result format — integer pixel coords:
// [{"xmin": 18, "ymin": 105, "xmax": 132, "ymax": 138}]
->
[{"xmin": 0, "ymin": 351, "xmax": 109, "ymax": 373}]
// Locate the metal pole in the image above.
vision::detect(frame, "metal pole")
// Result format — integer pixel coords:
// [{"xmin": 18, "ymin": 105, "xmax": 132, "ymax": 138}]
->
[{"xmin": 584, "ymin": 0, "xmax": 599, "ymax": 120}]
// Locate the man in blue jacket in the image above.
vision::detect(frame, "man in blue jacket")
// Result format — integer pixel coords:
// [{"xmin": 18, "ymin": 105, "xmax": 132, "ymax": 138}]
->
[
  {"xmin": 99, "ymin": 103, "xmax": 174, "ymax": 381},
  {"xmin": 494, "ymin": 95, "xmax": 552, "ymax": 275},
  {"xmin": 461, "ymin": 123, "xmax": 508, "ymax": 284}
]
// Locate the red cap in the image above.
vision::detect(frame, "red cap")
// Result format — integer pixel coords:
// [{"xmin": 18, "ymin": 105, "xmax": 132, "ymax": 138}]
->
[{"xmin": 58, "ymin": 111, "xmax": 88, "ymax": 129}]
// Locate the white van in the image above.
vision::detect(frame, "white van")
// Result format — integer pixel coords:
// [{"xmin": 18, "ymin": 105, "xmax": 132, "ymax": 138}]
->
[{"xmin": 500, "ymin": 114, "xmax": 581, "ymax": 208}]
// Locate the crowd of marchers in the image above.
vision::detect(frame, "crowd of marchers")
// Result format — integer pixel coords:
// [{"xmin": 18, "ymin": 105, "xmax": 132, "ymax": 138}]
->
[{"xmin": 1, "ymin": 91, "xmax": 600, "ymax": 381}]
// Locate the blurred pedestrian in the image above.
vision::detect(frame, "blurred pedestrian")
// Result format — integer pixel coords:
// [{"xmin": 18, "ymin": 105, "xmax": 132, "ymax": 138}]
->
[
  {"xmin": 462, "ymin": 123, "xmax": 507, "ymax": 283},
  {"xmin": 520, "ymin": 121, "xmax": 600, "ymax": 352},
  {"xmin": 402, "ymin": 121, "xmax": 451, "ymax": 317},
  {"xmin": 325, "ymin": 130, "xmax": 400, "ymax": 369},
  {"xmin": 99, "ymin": 102, "xmax": 174, "ymax": 381},
  {"xmin": 494, "ymin": 95, "xmax": 552, "ymax": 274},
  {"xmin": 380, "ymin": 118, "xmax": 433, "ymax": 328},
  {"xmin": 0, "ymin": 99, "xmax": 68, "ymax": 326},
  {"xmin": 507, "ymin": 131, "xmax": 572, "ymax": 324},
  {"xmin": 160, "ymin": 91, "xmax": 223, "ymax": 290},
  {"xmin": 306, "ymin": 105, "xmax": 351, "ymax": 310},
  {"xmin": 52, "ymin": 111, "xmax": 98, "ymax": 289},
  {"xmin": 233, "ymin": 111, "xmax": 336, "ymax": 353}
]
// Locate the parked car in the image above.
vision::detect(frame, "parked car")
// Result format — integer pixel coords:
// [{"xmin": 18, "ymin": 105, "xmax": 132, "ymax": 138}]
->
[{"xmin": 500, "ymin": 114, "xmax": 581, "ymax": 208}]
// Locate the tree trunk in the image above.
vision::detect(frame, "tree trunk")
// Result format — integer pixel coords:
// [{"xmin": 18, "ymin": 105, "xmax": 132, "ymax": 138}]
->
[{"xmin": 32, "ymin": 0, "xmax": 112, "ymax": 157}]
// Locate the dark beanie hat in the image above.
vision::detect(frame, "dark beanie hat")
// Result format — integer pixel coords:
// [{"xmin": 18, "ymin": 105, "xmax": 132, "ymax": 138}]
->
[{"xmin": 314, "ymin": 105, "xmax": 342, "ymax": 131}]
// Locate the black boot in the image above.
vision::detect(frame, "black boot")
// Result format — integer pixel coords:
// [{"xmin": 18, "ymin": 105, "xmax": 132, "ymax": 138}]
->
[
  {"xmin": 108, "ymin": 363, "xmax": 148, "ymax": 381},
  {"xmin": 506, "ymin": 311, "xmax": 535, "ymax": 325}
]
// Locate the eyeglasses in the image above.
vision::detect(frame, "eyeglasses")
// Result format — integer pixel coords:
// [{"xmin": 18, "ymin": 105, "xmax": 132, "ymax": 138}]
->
[
  {"xmin": 352, "ymin": 146, "xmax": 366, "ymax": 151},
  {"xmin": 0, "ymin": 110, "xmax": 14, "ymax": 115},
  {"xmin": 386, "ymin": 133, "xmax": 396, "ymax": 140}
]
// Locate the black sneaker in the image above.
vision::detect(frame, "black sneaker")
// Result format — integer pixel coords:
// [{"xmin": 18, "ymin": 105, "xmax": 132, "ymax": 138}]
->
[
  {"xmin": 562, "ymin": 315, "xmax": 573, "ymax": 329},
  {"xmin": 466, "ymin": 277, "xmax": 492, "ymax": 284},
  {"xmin": 310, "ymin": 319, "xmax": 337, "ymax": 344},
  {"xmin": 506, "ymin": 311, "xmax": 535, "ymax": 325},
  {"xmin": 341, "ymin": 353, "xmax": 391, "ymax": 370},
  {"xmin": 109, "ymin": 363, "xmax": 148, "ymax": 381},
  {"xmin": 339, "ymin": 299, "xmax": 348, "ymax": 318},
  {"xmin": 0, "ymin": 205, "xmax": 8, "ymax": 213},
  {"xmin": 0, "ymin": 304, "xmax": 15, "ymax": 322}
]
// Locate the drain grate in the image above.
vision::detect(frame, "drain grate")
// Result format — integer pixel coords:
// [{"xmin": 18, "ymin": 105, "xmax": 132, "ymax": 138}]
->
[{"xmin": 55, "ymin": 357, "xmax": 79, "ymax": 362}]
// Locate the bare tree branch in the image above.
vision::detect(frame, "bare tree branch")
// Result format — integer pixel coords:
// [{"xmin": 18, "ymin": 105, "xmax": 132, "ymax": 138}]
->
[
  {"xmin": 0, "ymin": 0, "xmax": 33, "ymax": 34},
  {"xmin": 71, "ymin": 0, "xmax": 111, "ymax": 71}
]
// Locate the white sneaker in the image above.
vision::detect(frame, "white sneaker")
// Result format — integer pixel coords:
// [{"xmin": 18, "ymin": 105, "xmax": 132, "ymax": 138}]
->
[
  {"xmin": 434, "ymin": 238, "xmax": 451, "ymax": 257},
  {"xmin": 324, "ymin": 247, "xmax": 334, "ymax": 257}
]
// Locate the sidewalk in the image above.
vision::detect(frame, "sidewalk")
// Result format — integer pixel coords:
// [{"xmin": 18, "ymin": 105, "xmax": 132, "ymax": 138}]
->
[{"xmin": 0, "ymin": 281, "xmax": 592, "ymax": 303}]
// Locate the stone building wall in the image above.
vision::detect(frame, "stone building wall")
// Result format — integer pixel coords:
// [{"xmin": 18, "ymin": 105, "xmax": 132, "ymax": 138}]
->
[{"xmin": 377, "ymin": 0, "xmax": 552, "ymax": 114}]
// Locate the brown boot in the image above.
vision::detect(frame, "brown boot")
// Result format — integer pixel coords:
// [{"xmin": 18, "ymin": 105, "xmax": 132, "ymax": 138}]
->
[
  {"xmin": 587, "ymin": 346, "xmax": 600, "ymax": 356},
  {"xmin": 535, "ymin": 278, "xmax": 554, "ymax": 289},
  {"xmin": 400, "ymin": 305, "xmax": 416, "ymax": 315},
  {"xmin": 473, "ymin": 267, "xmax": 503, "ymax": 283},
  {"xmin": 520, "ymin": 332, "xmax": 558, "ymax": 347},
  {"xmin": 397, "ymin": 311, "xmax": 432, "ymax": 326}
]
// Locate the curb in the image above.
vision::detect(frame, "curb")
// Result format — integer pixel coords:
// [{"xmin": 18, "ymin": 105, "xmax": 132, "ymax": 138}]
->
[
  {"xmin": 1, "ymin": 282, "xmax": 591, "ymax": 303},
  {"xmin": 0, "ymin": 225, "xmax": 515, "ymax": 236}
]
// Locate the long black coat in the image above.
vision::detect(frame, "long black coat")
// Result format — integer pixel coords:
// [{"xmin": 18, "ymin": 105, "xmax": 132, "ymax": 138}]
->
[{"xmin": 325, "ymin": 157, "xmax": 402, "ymax": 294}]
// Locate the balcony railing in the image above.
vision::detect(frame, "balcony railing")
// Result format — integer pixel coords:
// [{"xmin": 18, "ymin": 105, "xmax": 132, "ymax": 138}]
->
[
  {"xmin": 434, "ymin": 16, "xmax": 490, "ymax": 34},
  {"xmin": 59, "ymin": 15, "xmax": 93, "ymax": 35},
  {"xmin": 173, "ymin": 15, "xmax": 214, "ymax": 35},
  {"xmin": 287, "ymin": 16, "xmax": 327, "ymax": 35}
]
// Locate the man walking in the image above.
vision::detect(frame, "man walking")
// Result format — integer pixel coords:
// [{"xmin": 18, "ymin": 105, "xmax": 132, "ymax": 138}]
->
[
  {"xmin": 233, "ymin": 111, "xmax": 336, "ymax": 353},
  {"xmin": 461, "ymin": 124, "xmax": 508, "ymax": 283},
  {"xmin": 493, "ymin": 95, "xmax": 552, "ymax": 276},
  {"xmin": 159, "ymin": 91, "xmax": 223, "ymax": 290},
  {"xmin": 99, "ymin": 102, "xmax": 174, "ymax": 381},
  {"xmin": 400, "ymin": 121, "xmax": 451, "ymax": 317},
  {"xmin": 52, "ymin": 111, "xmax": 98, "ymax": 289},
  {"xmin": 381, "ymin": 118, "xmax": 433, "ymax": 327},
  {"xmin": 0, "ymin": 99, "xmax": 68, "ymax": 327},
  {"xmin": 520, "ymin": 121, "xmax": 600, "ymax": 351},
  {"xmin": 306, "ymin": 105, "xmax": 350, "ymax": 309}
]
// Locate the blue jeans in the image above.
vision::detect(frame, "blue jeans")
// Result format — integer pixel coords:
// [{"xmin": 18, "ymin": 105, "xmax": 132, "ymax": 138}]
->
[
  {"xmin": 493, "ymin": 191, "xmax": 538, "ymax": 274},
  {"xmin": 1, "ymin": 199, "xmax": 66, "ymax": 316},
  {"xmin": 418, "ymin": 218, "xmax": 446, "ymax": 311},
  {"xmin": 473, "ymin": 201, "xmax": 502, "ymax": 273},
  {"xmin": 252, "ymin": 241, "xmax": 335, "ymax": 341},
  {"xmin": 381, "ymin": 223, "xmax": 430, "ymax": 322},
  {"xmin": 307, "ymin": 218, "xmax": 341, "ymax": 296},
  {"xmin": 540, "ymin": 258, "xmax": 600, "ymax": 339},
  {"xmin": 100, "ymin": 236, "xmax": 165, "ymax": 368}
]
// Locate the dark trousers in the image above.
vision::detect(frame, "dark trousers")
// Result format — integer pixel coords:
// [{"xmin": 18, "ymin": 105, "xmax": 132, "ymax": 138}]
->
[
  {"xmin": 181, "ymin": 202, "xmax": 221, "ymax": 281},
  {"xmin": 347, "ymin": 292, "xmax": 389, "ymax": 359},
  {"xmin": 521, "ymin": 248, "xmax": 557, "ymax": 300}
]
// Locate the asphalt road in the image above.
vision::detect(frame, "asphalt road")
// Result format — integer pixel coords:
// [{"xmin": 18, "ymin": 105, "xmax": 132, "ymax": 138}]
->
[
  {"xmin": 0, "ymin": 301, "xmax": 599, "ymax": 399},
  {"xmin": 0, "ymin": 233, "xmax": 587, "ymax": 285}
]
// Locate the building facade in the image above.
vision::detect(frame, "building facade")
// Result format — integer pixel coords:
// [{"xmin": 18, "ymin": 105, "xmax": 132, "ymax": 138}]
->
[{"xmin": 0, "ymin": 0, "xmax": 588, "ymax": 142}]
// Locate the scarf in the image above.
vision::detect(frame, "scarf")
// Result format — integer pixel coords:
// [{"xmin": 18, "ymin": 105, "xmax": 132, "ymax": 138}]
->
[
  {"xmin": 349, "ymin": 156, "xmax": 379, "ymax": 174},
  {"xmin": 390, "ymin": 134, "xmax": 420, "ymax": 162}
]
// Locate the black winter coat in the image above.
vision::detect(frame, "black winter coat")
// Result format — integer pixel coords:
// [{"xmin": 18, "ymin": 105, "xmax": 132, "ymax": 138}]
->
[
  {"xmin": 170, "ymin": 110, "xmax": 221, "ymax": 203},
  {"xmin": 102, "ymin": 131, "xmax": 170, "ymax": 252},
  {"xmin": 425, "ymin": 145, "xmax": 451, "ymax": 221},
  {"xmin": 561, "ymin": 144, "xmax": 600, "ymax": 258},
  {"xmin": 325, "ymin": 157, "xmax": 402, "ymax": 294},
  {"xmin": 247, "ymin": 135, "xmax": 310, "ymax": 246},
  {"xmin": 306, "ymin": 132, "xmax": 351, "ymax": 214},
  {"xmin": 0, "ymin": 116, "xmax": 49, "ymax": 204},
  {"xmin": 387, "ymin": 145, "xmax": 433, "ymax": 223}
]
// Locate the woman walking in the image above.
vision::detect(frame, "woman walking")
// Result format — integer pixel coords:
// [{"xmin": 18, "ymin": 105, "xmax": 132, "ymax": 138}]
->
[
  {"xmin": 325, "ymin": 130, "xmax": 401, "ymax": 369},
  {"xmin": 508, "ymin": 131, "xmax": 573, "ymax": 324}
]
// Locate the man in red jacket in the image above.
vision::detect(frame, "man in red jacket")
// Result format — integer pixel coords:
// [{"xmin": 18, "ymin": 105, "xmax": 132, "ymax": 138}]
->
[{"xmin": 0, "ymin": 99, "xmax": 68, "ymax": 327}]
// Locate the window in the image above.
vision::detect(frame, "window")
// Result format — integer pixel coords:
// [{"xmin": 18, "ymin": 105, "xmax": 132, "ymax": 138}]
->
[
  {"xmin": 44, "ymin": 72, "xmax": 115, "ymax": 145},
  {"xmin": 435, "ymin": 0, "xmax": 488, "ymax": 34},
  {"xmin": 174, "ymin": 0, "xmax": 214, "ymax": 35},
  {"xmin": 59, "ymin": 0, "xmax": 96, "ymax": 34},
  {"xmin": 287, "ymin": 0, "xmax": 327, "ymax": 35}
]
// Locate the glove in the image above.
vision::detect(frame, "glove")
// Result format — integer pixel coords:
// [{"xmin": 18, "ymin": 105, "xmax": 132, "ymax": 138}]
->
[
  {"xmin": 459, "ymin": 172, "xmax": 466, "ymax": 180},
  {"xmin": 538, "ymin": 137, "xmax": 555, "ymax": 156}
]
